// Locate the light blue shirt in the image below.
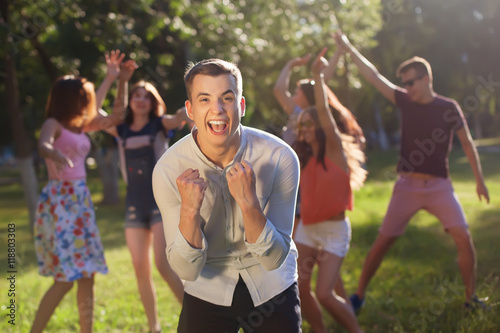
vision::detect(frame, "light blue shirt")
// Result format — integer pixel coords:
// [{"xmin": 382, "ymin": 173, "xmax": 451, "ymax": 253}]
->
[{"xmin": 153, "ymin": 125, "xmax": 300, "ymax": 306}]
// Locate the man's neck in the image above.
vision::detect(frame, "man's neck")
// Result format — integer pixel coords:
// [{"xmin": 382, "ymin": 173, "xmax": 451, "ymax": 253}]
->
[
  {"xmin": 193, "ymin": 130, "xmax": 241, "ymax": 169},
  {"xmin": 416, "ymin": 90, "xmax": 436, "ymax": 104}
]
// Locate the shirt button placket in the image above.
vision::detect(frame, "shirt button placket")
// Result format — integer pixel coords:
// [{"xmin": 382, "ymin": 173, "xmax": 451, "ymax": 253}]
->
[{"xmin": 222, "ymin": 171, "xmax": 233, "ymax": 250}]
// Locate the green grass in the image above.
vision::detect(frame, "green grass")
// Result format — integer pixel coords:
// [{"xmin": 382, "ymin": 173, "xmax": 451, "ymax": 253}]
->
[
  {"xmin": 475, "ymin": 137, "xmax": 500, "ymax": 147},
  {"xmin": 0, "ymin": 148, "xmax": 499, "ymax": 332}
]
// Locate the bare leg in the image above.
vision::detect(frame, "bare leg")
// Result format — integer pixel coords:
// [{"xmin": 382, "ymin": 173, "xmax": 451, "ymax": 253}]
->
[
  {"xmin": 355, "ymin": 233, "xmax": 398, "ymax": 298},
  {"xmin": 77, "ymin": 276, "xmax": 94, "ymax": 333},
  {"xmin": 151, "ymin": 222, "xmax": 184, "ymax": 303},
  {"xmin": 126, "ymin": 228, "xmax": 159, "ymax": 332},
  {"xmin": 316, "ymin": 250, "xmax": 362, "ymax": 333},
  {"xmin": 296, "ymin": 243, "xmax": 327, "ymax": 333},
  {"xmin": 335, "ymin": 275, "xmax": 348, "ymax": 304},
  {"xmin": 31, "ymin": 281, "xmax": 74, "ymax": 333},
  {"xmin": 447, "ymin": 226, "xmax": 476, "ymax": 302}
]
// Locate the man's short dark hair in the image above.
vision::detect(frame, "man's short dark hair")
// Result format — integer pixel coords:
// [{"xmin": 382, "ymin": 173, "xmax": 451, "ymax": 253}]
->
[
  {"xmin": 396, "ymin": 56, "xmax": 432, "ymax": 80},
  {"xmin": 184, "ymin": 59, "xmax": 243, "ymax": 100}
]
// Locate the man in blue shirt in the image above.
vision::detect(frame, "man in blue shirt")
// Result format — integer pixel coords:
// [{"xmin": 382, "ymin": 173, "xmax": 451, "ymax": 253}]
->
[{"xmin": 153, "ymin": 58, "xmax": 302, "ymax": 332}]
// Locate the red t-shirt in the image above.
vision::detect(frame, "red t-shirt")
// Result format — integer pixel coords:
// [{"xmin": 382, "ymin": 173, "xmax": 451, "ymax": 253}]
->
[
  {"xmin": 395, "ymin": 89, "xmax": 466, "ymax": 178},
  {"xmin": 300, "ymin": 157, "xmax": 353, "ymax": 225}
]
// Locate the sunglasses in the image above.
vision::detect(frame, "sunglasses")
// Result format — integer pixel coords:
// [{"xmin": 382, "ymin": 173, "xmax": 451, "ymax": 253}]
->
[
  {"xmin": 297, "ymin": 119, "xmax": 314, "ymax": 130},
  {"xmin": 401, "ymin": 75, "xmax": 424, "ymax": 88}
]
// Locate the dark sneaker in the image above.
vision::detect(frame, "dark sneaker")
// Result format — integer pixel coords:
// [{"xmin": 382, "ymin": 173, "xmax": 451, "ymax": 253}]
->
[
  {"xmin": 350, "ymin": 294, "xmax": 365, "ymax": 315},
  {"xmin": 464, "ymin": 295, "xmax": 490, "ymax": 311}
]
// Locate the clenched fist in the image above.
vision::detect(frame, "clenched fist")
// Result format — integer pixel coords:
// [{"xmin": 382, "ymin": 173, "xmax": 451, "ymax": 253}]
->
[
  {"xmin": 226, "ymin": 160, "xmax": 259, "ymax": 209},
  {"xmin": 177, "ymin": 168, "xmax": 208, "ymax": 216}
]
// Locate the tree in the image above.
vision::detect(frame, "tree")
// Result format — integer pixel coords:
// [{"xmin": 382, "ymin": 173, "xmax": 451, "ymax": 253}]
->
[
  {"xmin": 1, "ymin": 0, "xmax": 385, "ymax": 220},
  {"xmin": 1, "ymin": 0, "xmax": 39, "ymax": 232},
  {"xmin": 355, "ymin": 0, "xmax": 500, "ymax": 141}
]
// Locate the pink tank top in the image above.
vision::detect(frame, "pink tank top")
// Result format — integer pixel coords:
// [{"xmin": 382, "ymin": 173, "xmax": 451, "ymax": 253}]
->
[
  {"xmin": 300, "ymin": 157, "xmax": 353, "ymax": 225},
  {"xmin": 46, "ymin": 128, "xmax": 90, "ymax": 180}
]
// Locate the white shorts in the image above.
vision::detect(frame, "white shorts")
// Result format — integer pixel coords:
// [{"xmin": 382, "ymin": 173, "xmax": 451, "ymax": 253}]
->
[{"xmin": 294, "ymin": 218, "xmax": 352, "ymax": 257}]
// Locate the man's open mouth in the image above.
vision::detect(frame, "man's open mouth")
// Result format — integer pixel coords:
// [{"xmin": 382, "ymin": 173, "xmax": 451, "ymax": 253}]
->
[{"xmin": 208, "ymin": 120, "xmax": 228, "ymax": 134}]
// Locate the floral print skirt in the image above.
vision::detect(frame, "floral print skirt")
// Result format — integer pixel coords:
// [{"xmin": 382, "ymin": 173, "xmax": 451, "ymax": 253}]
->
[{"xmin": 34, "ymin": 179, "xmax": 108, "ymax": 282}]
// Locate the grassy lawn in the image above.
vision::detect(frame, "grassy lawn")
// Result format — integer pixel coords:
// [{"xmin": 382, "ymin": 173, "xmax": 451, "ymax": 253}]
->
[{"xmin": 0, "ymin": 148, "xmax": 499, "ymax": 332}]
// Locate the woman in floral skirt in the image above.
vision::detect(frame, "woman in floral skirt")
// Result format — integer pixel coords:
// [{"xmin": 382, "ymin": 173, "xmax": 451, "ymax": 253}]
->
[{"xmin": 31, "ymin": 50, "xmax": 126, "ymax": 333}]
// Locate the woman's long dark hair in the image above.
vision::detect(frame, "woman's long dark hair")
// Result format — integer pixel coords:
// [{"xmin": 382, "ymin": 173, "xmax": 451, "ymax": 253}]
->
[
  {"xmin": 292, "ymin": 107, "xmax": 326, "ymax": 170},
  {"xmin": 299, "ymin": 79, "xmax": 365, "ymax": 149},
  {"xmin": 293, "ymin": 101, "xmax": 367, "ymax": 190},
  {"xmin": 45, "ymin": 75, "xmax": 96, "ymax": 126}
]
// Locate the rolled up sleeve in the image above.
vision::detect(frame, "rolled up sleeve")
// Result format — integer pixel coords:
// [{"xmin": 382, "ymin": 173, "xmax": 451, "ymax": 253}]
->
[
  {"xmin": 245, "ymin": 148, "xmax": 300, "ymax": 270},
  {"xmin": 169, "ymin": 229, "xmax": 208, "ymax": 281},
  {"xmin": 152, "ymin": 160, "xmax": 208, "ymax": 281}
]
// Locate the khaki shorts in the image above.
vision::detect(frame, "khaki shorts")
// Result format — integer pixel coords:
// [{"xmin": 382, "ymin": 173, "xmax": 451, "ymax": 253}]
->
[{"xmin": 380, "ymin": 176, "xmax": 468, "ymax": 236}]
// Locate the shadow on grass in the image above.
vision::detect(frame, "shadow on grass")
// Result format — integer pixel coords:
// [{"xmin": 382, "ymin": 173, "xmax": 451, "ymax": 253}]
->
[
  {"xmin": 470, "ymin": 209, "xmax": 500, "ymax": 277},
  {"xmin": 2, "ymin": 148, "xmax": 498, "ymax": 332},
  {"xmin": 343, "ymin": 206, "xmax": 500, "ymax": 333}
]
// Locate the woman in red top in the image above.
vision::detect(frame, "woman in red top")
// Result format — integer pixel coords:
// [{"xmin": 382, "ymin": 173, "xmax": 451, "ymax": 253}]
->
[{"xmin": 293, "ymin": 48, "xmax": 366, "ymax": 333}]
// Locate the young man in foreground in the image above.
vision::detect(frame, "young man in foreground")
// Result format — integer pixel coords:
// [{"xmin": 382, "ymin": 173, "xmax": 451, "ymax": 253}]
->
[{"xmin": 153, "ymin": 58, "xmax": 302, "ymax": 332}]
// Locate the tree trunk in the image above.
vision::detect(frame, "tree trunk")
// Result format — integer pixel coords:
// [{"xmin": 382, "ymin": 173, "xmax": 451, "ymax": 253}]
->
[
  {"xmin": 374, "ymin": 102, "xmax": 389, "ymax": 151},
  {"xmin": 30, "ymin": 36, "xmax": 58, "ymax": 83},
  {"xmin": 92, "ymin": 145, "xmax": 120, "ymax": 206},
  {"xmin": 473, "ymin": 109, "xmax": 483, "ymax": 139},
  {"xmin": 3, "ymin": 0, "xmax": 38, "ymax": 234},
  {"xmin": 5, "ymin": 47, "xmax": 39, "ymax": 234},
  {"xmin": 17, "ymin": 157, "xmax": 39, "ymax": 228}
]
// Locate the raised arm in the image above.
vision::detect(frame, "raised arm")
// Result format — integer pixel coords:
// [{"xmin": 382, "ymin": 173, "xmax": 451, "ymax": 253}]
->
[
  {"xmin": 273, "ymin": 54, "xmax": 312, "ymax": 115},
  {"xmin": 84, "ymin": 102, "xmax": 126, "ymax": 133},
  {"xmin": 86, "ymin": 55, "xmax": 134, "ymax": 133},
  {"xmin": 95, "ymin": 50, "xmax": 125, "ymax": 110},
  {"xmin": 334, "ymin": 31, "xmax": 398, "ymax": 104},
  {"xmin": 117, "ymin": 60, "xmax": 138, "ymax": 109},
  {"xmin": 106, "ymin": 60, "xmax": 138, "ymax": 138},
  {"xmin": 323, "ymin": 47, "xmax": 344, "ymax": 84},
  {"xmin": 161, "ymin": 106, "xmax": 193, "ymax": 131},
  {"xmin": 456, "ymin": 125, "xmax": 490, "ymax": 203},
  {"xmin": 311, "ymin": 49, "xmax": 346, "ymax": 170}
]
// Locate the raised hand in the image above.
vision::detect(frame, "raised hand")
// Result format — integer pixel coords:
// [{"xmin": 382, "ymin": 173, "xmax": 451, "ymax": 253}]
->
[
  {"xmin": 333, "ymin": 31, "xmax": 352, "ymax": 53},
  {"xmin": 226, "ymin": 161, "xmax": 259, "ymax": 209},
  {"xmin": 119, "ymin": 59, "xmax": 138, "ymax": 82},
  {"xmin": 291, "ymin": 53, "xmax": 312, "ymax": 68},
  {"xmin": 311, "ymin": 47, "xmax": 329, "ymax": 75},
  {"xmin": 105, "ymin": 49, "xmax": 125, "ymax": 80}
]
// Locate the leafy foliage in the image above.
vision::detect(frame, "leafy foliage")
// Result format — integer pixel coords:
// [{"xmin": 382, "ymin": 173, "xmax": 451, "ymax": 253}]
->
[
  {"xmin": 1, "ymin": 0, "xmax": 381, "ymax": 146},
  {"xmin": 1, "ymin": 0, "xmax": 499, "ymax": 148}
]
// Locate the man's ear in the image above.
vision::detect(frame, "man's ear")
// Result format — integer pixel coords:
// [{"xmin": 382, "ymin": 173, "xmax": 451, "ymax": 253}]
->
[
  {"xmin": 424, "ymin": 74, "xmax": 432, "ymax": 85},
  {"xmin": 185, "ymin": 100, "xmax": 194, "ymax": 120},
  {"xmin": 240, "ymin": 97, "xmax": 246, "ymax": 117}
]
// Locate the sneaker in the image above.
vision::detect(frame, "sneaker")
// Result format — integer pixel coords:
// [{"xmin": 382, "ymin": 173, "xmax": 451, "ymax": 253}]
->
[
  {"xmin": 350, "ymin": 294, "xmax": 365, "ymax": 315},
  {"xmin": 464, "ymin": 295, "xmax": 490, "ymax": 311}
]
